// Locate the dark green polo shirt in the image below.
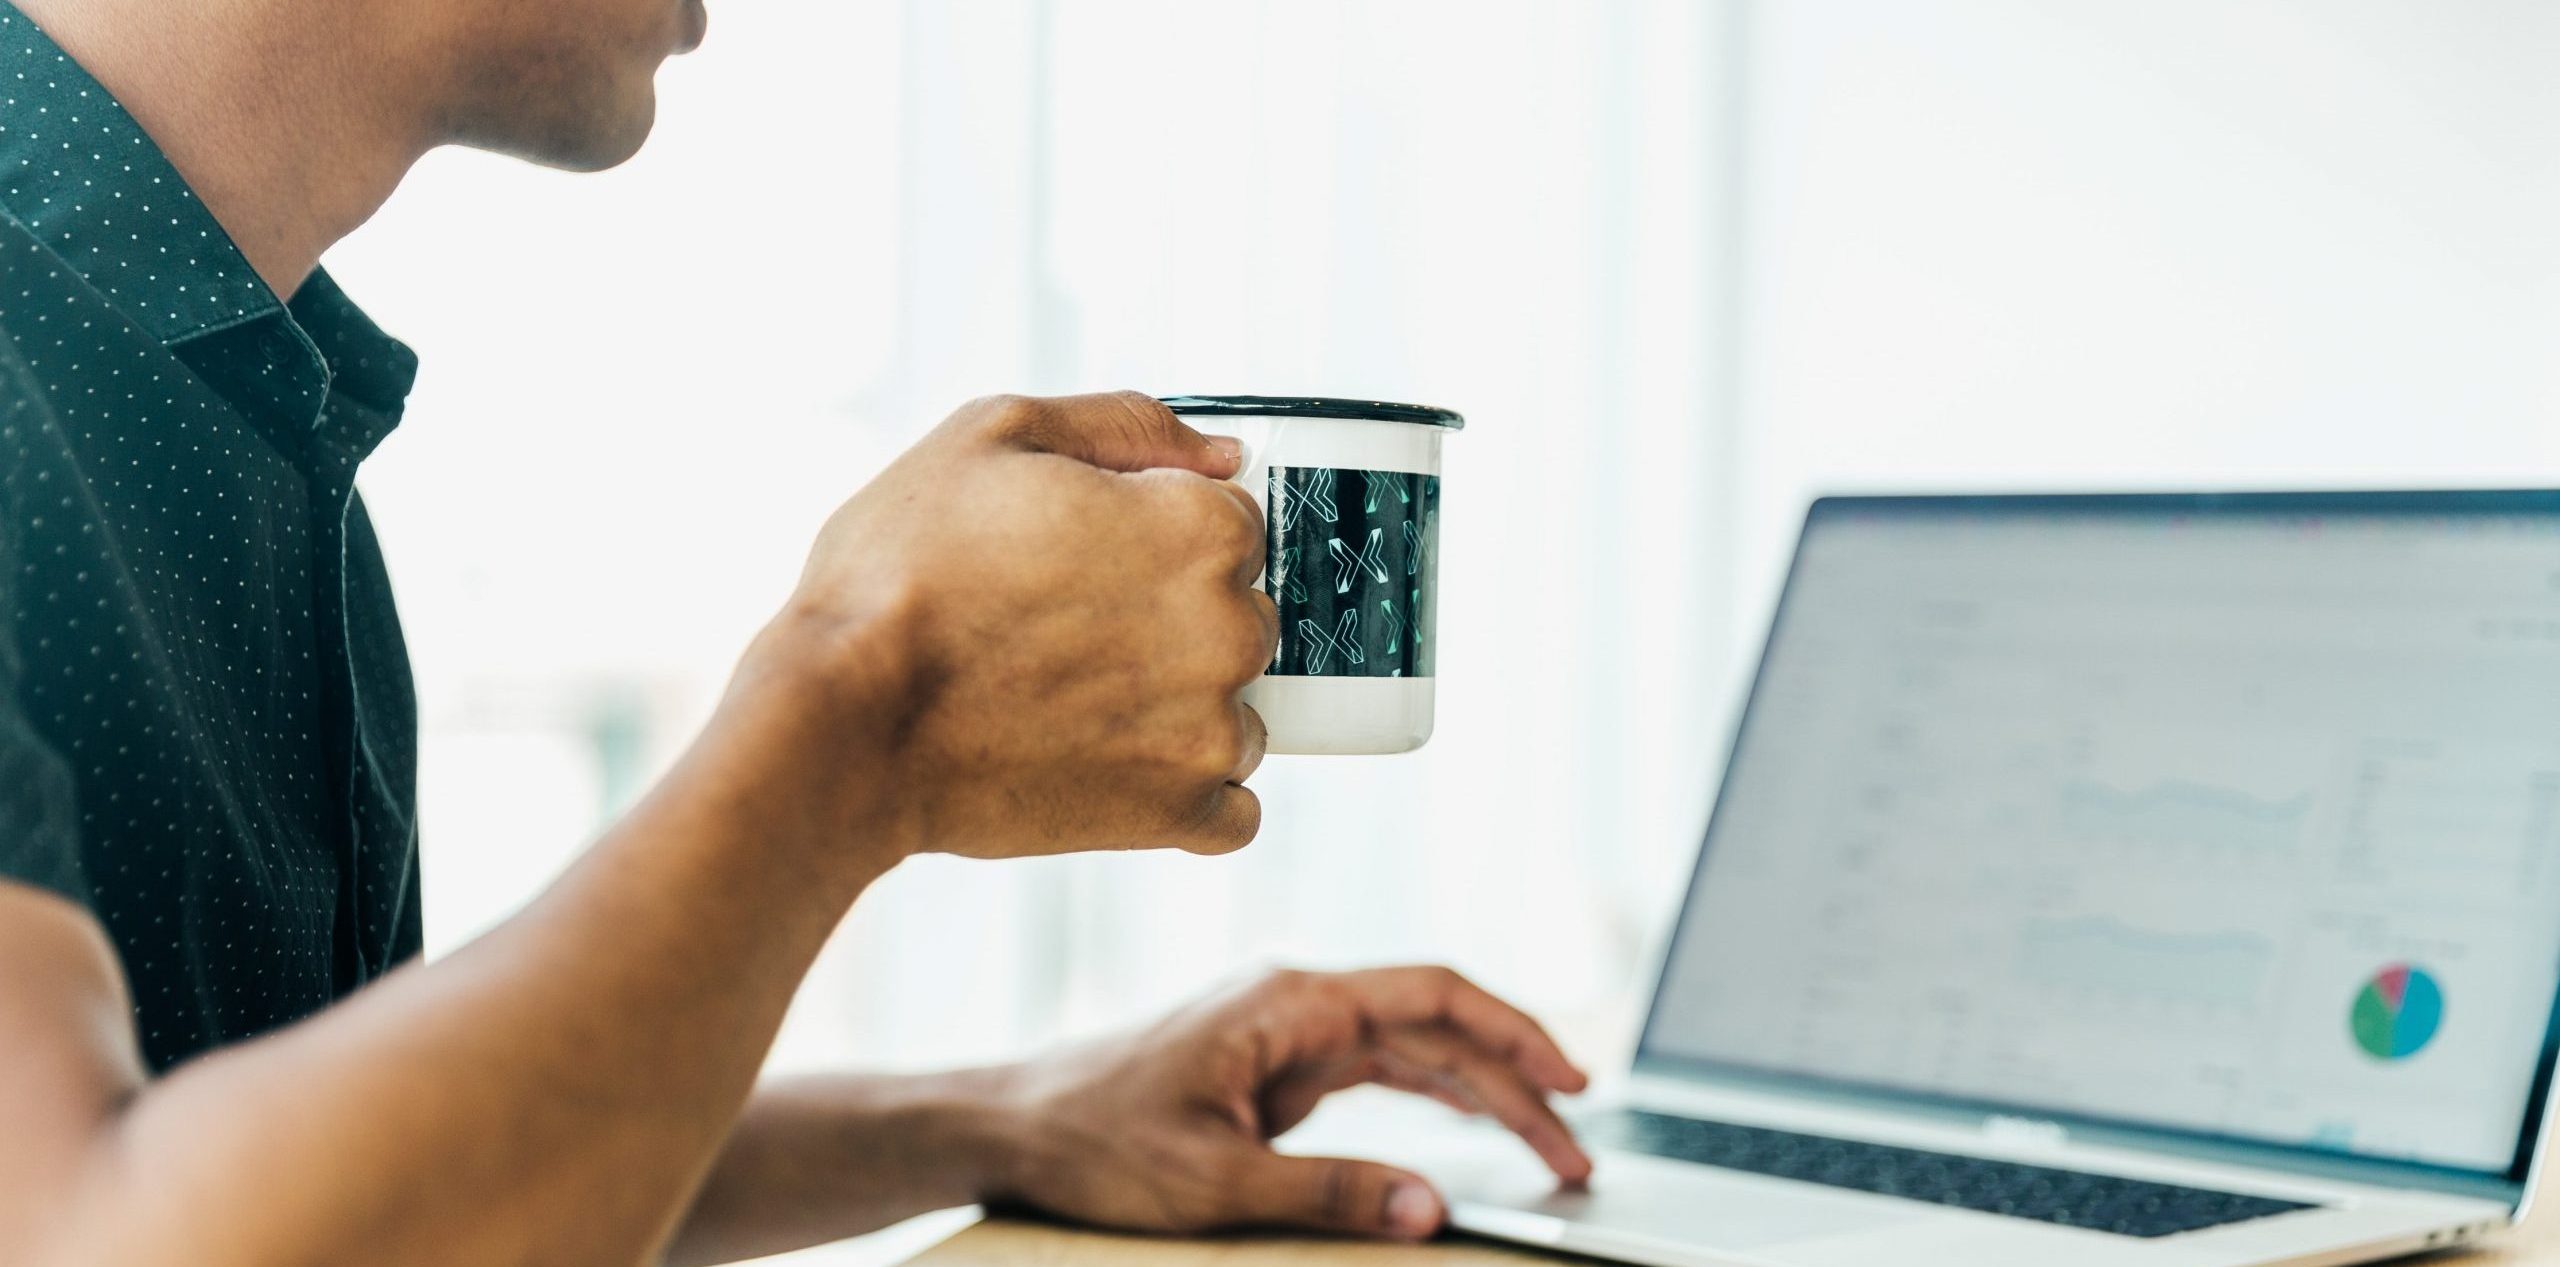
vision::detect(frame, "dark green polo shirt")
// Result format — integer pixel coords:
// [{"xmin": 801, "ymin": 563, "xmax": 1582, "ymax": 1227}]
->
[{"xmin": 0, "ymin": 3, "xmax": 423, "ymax": 1071}]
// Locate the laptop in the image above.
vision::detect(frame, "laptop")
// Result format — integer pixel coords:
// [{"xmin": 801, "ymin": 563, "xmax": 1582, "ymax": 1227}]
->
[{"xmin": 1355, "ymin": 491, "xmax": 2560, "ymax": 1266}]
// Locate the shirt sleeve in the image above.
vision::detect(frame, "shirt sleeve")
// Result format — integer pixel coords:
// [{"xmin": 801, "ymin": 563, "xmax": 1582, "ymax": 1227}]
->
[{"xmin": 0, "ymin": 321, "xmax": 91, "ymax": 906}]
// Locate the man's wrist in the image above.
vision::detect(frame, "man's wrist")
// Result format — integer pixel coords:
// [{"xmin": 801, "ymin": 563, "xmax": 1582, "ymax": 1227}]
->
[
  {"xmin": 668, "ymin": 1065, "xmax": 1038, "ymax": 1265},
  {"xmin": 719, "ymin": 588, "xmax": 928, "ymax": 866},
  {"xmin": 895, "ymin": 1063, "xmax": 1043, "ymax": 1207},
  {"xmin": 768, "ymin": 1065, "xmax": 1042, "ymax": 1210}
]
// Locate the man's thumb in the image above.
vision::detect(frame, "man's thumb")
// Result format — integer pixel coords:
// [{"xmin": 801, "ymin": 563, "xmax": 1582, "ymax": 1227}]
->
[
  {"xmin": 1232, "ymin": 1154, "xmax": 1446, "ymax": 1241},
  {"xmin": 995, "ymin": 391, "xmax": 1240, "ymax": 477}
]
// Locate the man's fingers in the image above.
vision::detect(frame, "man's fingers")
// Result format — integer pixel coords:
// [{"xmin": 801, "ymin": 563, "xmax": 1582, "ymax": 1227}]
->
[
  {"xmin": 1232, "ymin": 703, "xmax": 1268, "ymax": 786},
  {"xmin": 1244, "ymin": 589, "xmax": 1281, "ymax": 667},
  {"xmin": 1377, "ymin": 1026, "xmax": 1593, "ymax": 1184},
  {"xmin": 1328, "ymin": 966, "xmax": 1589, "ymax": 1094},
  {"xmin": 1354, "ymin": 1062, "xmax": 1481, "ymax": 1121},
  {"xmin": 1173, "ymin": 783, "xmax": 1261, "ymax": 856},
  {"xmin": 989, "ymin": 391, "xmax": 1241, "ymax": 478},
  {"xmin": 1227, "ymin": 1153, "xmax": 1445, "ymax": 1242},
  {"xmin": 1218, "ymin": 479, "xmax": 1270, "ymax": 587},
  {"xmin": 1254, "ymin": 1054, "xmax": 1376, "ymax": 1138}
]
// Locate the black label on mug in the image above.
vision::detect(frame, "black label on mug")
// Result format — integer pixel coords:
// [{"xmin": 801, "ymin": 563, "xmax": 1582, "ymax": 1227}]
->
[{"xmin": 1265, "ymin": 466, "xmax": 1440, "ymax": 677}]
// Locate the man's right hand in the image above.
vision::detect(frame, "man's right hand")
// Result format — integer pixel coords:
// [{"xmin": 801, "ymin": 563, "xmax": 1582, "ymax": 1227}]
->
[
  {"xmin": 751, "ymin": 391, "xmax": 1280, "ymax": 863},
  {"xmin": 0, "ymin": 392, "xmax": 1284, "ymax": 1267}
]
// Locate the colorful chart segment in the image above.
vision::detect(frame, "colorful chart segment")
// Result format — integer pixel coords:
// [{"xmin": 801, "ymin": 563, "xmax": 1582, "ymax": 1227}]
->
[{"xmin": 2350, "ymin": 964, "xmax": 2444, "ymax": 1061}]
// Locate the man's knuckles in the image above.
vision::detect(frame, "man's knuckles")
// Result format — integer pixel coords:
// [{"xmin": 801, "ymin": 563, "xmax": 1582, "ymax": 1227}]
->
[
  {"xmin": 954, "ymin": 392, "xmax": 1051, "ymax": 446},
  {"xmin": 1242, "ymin": 966, "xmax": 1362, "ymax": 1030},
  {"xmin": 1247, "ymin": 591, "xmax": 1281, "ymax": 664},
  {"xmin": 964, "ymin": 391, "xmax": 1219, "ymax": 477},
  {"xmin": 1248, "ymin": 966, "xmax": 1319, "ymax": 1006},
  {"xmin": 1095, "ymin": 388, "xmax": 1189, "ymax": 446},
  {"xmin": 1111, "ymin": 468, "xmax": 1252, "ymax": 558},
  {"xmin": 1200, "ymin": 602, "xmax": 1275, "ymax": 688},
  {"xmin": 1148, "ymin": 711, "xmax": 1251, "ymax": 785}
]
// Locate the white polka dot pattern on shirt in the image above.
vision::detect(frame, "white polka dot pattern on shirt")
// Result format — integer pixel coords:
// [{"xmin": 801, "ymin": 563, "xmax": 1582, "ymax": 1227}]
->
[
  {"xmin": 0, "ymin": 4, "xmax": 421, "ymax": 1073},
  {"xmin": 0, "ymin": 22, "xmax": 273, "ymax": 340}
]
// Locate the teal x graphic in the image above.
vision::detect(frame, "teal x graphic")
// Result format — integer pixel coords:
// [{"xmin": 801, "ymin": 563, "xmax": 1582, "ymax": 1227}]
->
[
  {"xmin": 1328, "ymin": 528, "xmax": 1388, "ymax": 594},
  {"xmin": 1296, "ymin": 608, "xmax": 1365, "ymax": 674}
]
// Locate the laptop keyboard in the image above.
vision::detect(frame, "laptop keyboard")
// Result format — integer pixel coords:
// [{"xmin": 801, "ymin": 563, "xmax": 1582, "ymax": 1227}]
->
[{"xmin": 1581, "ymin": 1110, "xmax": 2317, "ymax": 1239}]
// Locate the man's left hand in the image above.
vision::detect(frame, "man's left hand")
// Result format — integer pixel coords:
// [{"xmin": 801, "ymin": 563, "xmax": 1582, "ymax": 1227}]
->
[{"xmin": 988, "ymin": 966, "xmax": 1593, "ymax": 1242}]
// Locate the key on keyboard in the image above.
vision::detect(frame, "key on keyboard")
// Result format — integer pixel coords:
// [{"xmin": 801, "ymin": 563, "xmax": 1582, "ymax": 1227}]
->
[{"xmin": 1580, "ymin": 1109, "xmax": 2315, "ymax": 1238}]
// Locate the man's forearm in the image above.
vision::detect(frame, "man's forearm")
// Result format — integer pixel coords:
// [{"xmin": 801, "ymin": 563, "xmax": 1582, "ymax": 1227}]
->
[
  {"xmin": 0, "ymin": 394, "xmax": 1277, "ymax": 1266},
  {"xmin": 49, "ymin": 642, "xmax": 903, "ymax": 1267},
  {"xmin": 666, "ymin": 1067, "xmax": 1028, "ymax": 1266}
]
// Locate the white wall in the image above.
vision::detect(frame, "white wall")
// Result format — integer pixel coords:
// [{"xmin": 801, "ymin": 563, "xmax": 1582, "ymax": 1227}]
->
[
  {"xmin": 336, "ymin": 0, "xmax": 1740, "ymax": 1093},
  {"xmin": 336, "ymin": 0, "xmax": 2560, "ymax": 1067},
  {"xmin": 1726, "ymin": 0, "xmax": 2560, "ymax": 628}
]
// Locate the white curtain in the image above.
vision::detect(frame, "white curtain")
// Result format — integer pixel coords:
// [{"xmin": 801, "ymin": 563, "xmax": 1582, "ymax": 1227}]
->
[{"xmin": 334, "ymin": 0, "xmax": 1739, "ymax": 1124}]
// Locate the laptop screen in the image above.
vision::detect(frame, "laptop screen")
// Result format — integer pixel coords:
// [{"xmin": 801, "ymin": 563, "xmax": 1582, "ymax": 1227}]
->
[{"xmin": 1642, "ymin": 493, "xmax": 2560, "ymax": 1184}]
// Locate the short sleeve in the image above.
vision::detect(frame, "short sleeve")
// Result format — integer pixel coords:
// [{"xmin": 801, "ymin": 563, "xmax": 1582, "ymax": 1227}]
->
[{"xmin": 0, "ymin": 320, "xmax": 90, "ymax": 906}]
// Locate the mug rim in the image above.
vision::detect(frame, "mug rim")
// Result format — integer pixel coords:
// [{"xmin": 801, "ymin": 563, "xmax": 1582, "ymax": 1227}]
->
[{"xmin": 1158, "ymin": 395, "xmax": 1465, "ymax": 430}]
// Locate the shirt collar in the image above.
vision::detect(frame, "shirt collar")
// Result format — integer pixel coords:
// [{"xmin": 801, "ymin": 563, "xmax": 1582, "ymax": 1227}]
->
[
  {"xmin": 291, "ymin": 269, "xmax": 419, "ymax": 419},
  {"xmin": 0, "ymin": 2, "xmax": 418, "ymax": 455},
  {"xmin": 293, "ymin": 269, "xmax": 420, "ymax": 465},
  {"xmin": 0, "ymin": 2, "xmax": 280, "ymax": 344}
]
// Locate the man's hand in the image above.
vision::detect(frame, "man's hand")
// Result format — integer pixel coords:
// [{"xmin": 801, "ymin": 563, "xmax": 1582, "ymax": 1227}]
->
[
  {"xmin": 752, "ymin": 391, "xmax": 1278, "ymax": 863},
  {"xmin": 0, "ymin": 391, "xmax": 1290, "ymax": 1267},
  {"xmin": 991, "ymin": 967, "xmax": 1593, "ymax": 1242}
]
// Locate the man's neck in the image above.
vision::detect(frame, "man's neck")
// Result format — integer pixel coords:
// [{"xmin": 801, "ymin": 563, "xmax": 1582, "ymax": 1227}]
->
[{"xmin": 12, "ymin": 0, "xmax": 436, "ymax": 299}]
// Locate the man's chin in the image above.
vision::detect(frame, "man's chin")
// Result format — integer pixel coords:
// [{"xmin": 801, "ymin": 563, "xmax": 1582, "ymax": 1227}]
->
[{"xmin": 501, "ymin": 96, "xmax": 658, "ymax": 174}]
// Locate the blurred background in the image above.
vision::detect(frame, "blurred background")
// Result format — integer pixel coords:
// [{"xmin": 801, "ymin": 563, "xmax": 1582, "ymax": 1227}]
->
[{"xmin": 322, "ymin": 1, "xmax": 2558, "ymax": 1260}]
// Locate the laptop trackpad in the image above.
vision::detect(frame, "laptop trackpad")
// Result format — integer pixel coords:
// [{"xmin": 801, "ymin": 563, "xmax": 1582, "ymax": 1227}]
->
[{"xmin": 1450, "ymin": 1151, "xmax": 1924, "ymax": 1254}]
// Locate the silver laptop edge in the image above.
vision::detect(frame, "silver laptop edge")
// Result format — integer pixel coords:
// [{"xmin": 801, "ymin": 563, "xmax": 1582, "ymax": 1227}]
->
[{"xmin": 1408, "ymin": 492, "xmax": 2560, "ymax": 1267}]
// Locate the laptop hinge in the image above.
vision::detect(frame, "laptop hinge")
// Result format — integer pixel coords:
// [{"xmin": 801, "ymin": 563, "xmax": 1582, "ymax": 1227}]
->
[{"xmin": 1983, "ymin": 1115, "xmax": 2070, "ymax": 1151}]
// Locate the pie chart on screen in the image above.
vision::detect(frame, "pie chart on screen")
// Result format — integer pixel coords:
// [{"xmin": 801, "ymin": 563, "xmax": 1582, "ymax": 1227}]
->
[{"xmin": 2350, "ymin": 964, "xmax": 2443, "ymax": 1061}]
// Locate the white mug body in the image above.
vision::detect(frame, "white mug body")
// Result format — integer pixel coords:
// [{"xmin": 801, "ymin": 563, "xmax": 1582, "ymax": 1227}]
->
[{"xmin": 1165, "ymin": 400, "xmax": 1456, "ymax": 755}]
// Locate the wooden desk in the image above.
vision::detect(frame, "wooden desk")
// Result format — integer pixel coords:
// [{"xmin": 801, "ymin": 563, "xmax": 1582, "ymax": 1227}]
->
[
  {"xmin": 906, "ymin": 1204, "xmax": 2560, "ymax": 1266},
  {"xmin": 907, "ymin": 1219, "xmax": 1570, "ymax": 1266}
]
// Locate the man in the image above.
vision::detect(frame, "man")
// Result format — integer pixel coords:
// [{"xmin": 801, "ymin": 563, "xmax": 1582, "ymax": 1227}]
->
[{"xmin": 0, "ymin": 0, "xmax": 1593, "ymax": 1263}]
